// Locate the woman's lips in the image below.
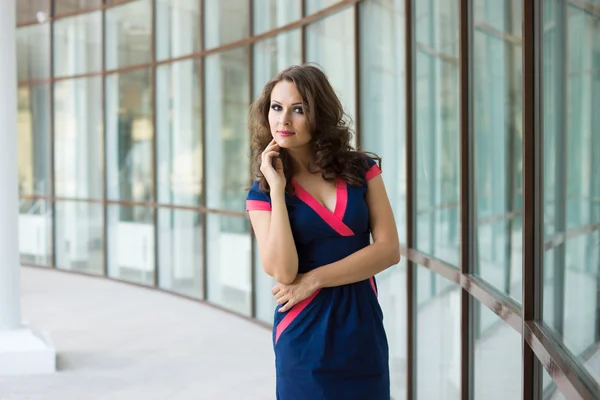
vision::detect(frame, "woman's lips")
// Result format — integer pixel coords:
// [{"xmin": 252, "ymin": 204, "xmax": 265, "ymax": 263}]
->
[{"xmin": 278, "ymin": 130, "xmax": 295, "ymax": 136}]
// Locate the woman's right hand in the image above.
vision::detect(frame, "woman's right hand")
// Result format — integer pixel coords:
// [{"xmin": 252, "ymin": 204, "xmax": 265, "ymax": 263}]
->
[{"xmin": 260, "ymin": 139, "xmax": 286, "ymax": 191}]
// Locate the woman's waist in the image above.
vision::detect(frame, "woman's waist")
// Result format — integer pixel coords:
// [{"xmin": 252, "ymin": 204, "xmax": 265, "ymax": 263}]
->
[{"xmin": 296, "ymin": 232, "xmax": 370, "ymax": 272}]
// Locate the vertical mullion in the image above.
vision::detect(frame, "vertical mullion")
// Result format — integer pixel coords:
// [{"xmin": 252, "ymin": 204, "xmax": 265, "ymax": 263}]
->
[
  {"xmin": 301, "ymin": 0, "xmax": 306, "ymax": 63},
  {"xmin": 248, "ymin": 0, "xmax": 256, "ymax": 319},
  {"xmin": 459, "ymin": 0, "xmax": 474, "ymax": 399},
  {"xmin": 404, "ymin": 0, "xmax": 415, "ymax": 398},
  {"xmin": 522, "ymin": 0, "xmax": 543, "ymax": 399},
  {"xmin": 200, "ymin": 0, "xmax": 208, "ymax": 301},
  {"xmin": 151, "ymin": 0, "xmax": 159, "ymax": 288},
  {"xmin": 49, "ymin": 0, "xmax": 56, "ymax": 269},
  {"xmin": 354, "ymin": 3, "xmax": 361, "ymax": 147},
  {"xmin": 102, "ymin": 1, "xmax": 108, "ymax": 277}
]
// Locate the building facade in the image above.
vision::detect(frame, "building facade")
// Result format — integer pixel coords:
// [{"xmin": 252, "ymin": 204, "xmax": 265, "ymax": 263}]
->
[{"xmin": 15, "ymin": 0, "xmax": 600, "ymax": 398}]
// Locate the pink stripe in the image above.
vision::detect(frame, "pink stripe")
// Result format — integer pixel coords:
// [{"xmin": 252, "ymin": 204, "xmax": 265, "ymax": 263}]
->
[
  {"xmin": 246, "ymin": 200, "xmax": 271, "ymax": 211},
  {"xmin": 293, "ymin": 183, "xmax": 354, "ymax": 236},
  {"xmin": 369, "ymin": 277, "xmax": 378, "ymax": 297},
  {"xmin": 334, "ymin": 179, "xmax": 348, "ymax": 220},
  {"xmin": 275, "ymin": 289, "xmax": 321, "ymax": 343},
  {"xmin": 365, "ymin": 164, "xmax": 382, "ymax": 182}
]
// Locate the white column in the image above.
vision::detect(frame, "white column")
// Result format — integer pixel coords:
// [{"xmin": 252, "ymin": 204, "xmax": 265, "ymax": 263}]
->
[{"xmin": 0, "ymin": 0, "xmax": 55, "ymax": 375}]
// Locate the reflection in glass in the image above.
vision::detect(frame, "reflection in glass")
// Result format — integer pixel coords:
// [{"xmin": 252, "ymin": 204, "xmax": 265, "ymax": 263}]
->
[
  {"xmin": 472, "ymin": 0, "xmax": 523, "ymax": 300},
  {"xmin": 55, "ymin": 201, "xmax": 103, "ymax": 275},
  {"xmin": 54, "ymin": 0, "xmax": 102, "ymax": 15},
  {"xmin": 474, "ymin": 305, "xmax": 521, "ymax": 399},
  {"xmin": 105, "ymin": 0, "xmax": 151, "ymax": 70},
  {"xmin": 17, "ymin": 85, "xmax": 51, "ymax": 196},
  {"xmin": 19, "ymin": 200, "xmax": 52, "ymax": 266},
  {"xmin": 253, "ymin": 0, "xmax": 301, "ymax": 34},
  {"xmin": 542, "ymin": 0, "xmax": 600, "ymax": 384},
  {"xmin": 158, "ymin": 209, "xmax": 203, "ymax": 298},
  {"xmin": 16, "ymin": 24, "xmax": 50, "ymax": 82},
  {"xmin": 54, "ymin": 77, "xmax": 103, "ymax": 199},
  {"xmin": 17, "ymin": 0, "xmax": 50, "ymax": 23},
  {"xmin": 417, "ymin": 270, "xmax": 460, "ymax": 400},
  {"xmin": 156, "ymin": 60, "xmax": 202, "ymax": 206},
  {"xmin": 105, "ymin": 69, "xmax": 153, "ymax": 202},
  {"xmin": 53, "ymin": 12, "xmax": 102, "ymax": 77},
  {"xmin": 305, "ymin": 8, "xmax": 356, "ymax": 129},
  {"xmin": 414, "ymin": 0, "xmax": 460, "ymax": 265},
  {"xmin": 252, "ymin": 30, "xmax": 302, "ymax": 98},
  {"xmin": 206, "ymin": 214, "xmax": 252, "ymax": 316},
  {"xmin": 107, "ymin": 206, "xmax": 154, "ymax": 285},
  {"xmin": 204, "ymin": 0, "xmax": 248, "ymax": 49},
  {"xmin": 155, "ymin": 0, "xmax": 200, "ymax": 60},
  {"xmin": 205, "ymin": 48, "xmax": 250, "ymax": 211}
]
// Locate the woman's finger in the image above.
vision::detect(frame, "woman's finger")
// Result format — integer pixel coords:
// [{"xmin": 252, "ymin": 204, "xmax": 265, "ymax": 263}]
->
[
  {"xmin": 277, "ymin": 295, "xmax": 288, "ymax": 305},
  {"xmin": 272, "ymin": 285, "xmax": 281, "ymax": 295},
  {"xmin": 261, "ymin": 151, "xmax": 280, "ymax": 166}
]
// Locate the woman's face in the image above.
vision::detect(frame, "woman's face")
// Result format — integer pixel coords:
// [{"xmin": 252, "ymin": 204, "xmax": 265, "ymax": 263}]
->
[{"xmin": 268, "ymin": 81, "xmax": 311, "ymax": 150}]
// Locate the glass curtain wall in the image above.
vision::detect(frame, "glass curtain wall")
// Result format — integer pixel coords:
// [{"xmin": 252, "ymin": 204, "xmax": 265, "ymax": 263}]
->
[{"xmin": 15, "ymin": 0, "xmax": 600, "ymax": 398}]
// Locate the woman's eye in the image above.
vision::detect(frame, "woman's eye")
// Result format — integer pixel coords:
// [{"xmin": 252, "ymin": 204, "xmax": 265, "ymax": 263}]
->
[
  {"xmin": 294, "ymin": 107, "xmax": 304, "ymax": 114},
  {"xmin": 271, "ymin": 104, "xmax": 282, "ymax": 111}
]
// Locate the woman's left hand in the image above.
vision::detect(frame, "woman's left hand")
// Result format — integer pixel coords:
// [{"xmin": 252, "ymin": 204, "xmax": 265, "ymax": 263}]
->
[{"xmin": 272, "ymin": 273, "xmax": 318, "ymax": 313}]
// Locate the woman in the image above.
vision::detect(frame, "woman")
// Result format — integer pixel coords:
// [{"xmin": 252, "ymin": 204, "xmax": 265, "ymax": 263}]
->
[{"xmin": 246, "ymin": 64, "xmax": 400, "ymax": 399}]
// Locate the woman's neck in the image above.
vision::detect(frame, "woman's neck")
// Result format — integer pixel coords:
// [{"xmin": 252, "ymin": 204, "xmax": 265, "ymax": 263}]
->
[{"xmin": 286, "ymin": 146, "xmax": 314, "ymax": 174}]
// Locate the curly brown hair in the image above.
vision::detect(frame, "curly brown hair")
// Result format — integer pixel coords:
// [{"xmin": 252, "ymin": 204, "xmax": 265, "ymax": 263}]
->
[{"xmin": 248, "ymin": 64, "xmax": 379, "ymax": 194}]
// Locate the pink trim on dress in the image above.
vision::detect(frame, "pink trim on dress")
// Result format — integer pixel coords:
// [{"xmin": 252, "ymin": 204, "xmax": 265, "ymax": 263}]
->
[
  {"xmin": 292, "ymin": 180, "xmax": 354, "ymax": 237},
  {"xmin": 365, "ymin": 164, "xmax": 382, "ymax": 182},
  {"xmin": 246, "ymin": 200, "xmax": 271, "ymax": 211},
  {"xmin": 369, "ymin": 277, "xmax": 378, "ymax": 297},
  {"xmin": 333, "ymin": 179, "xmax": 348, "ymax": 221},
  {"xmin": 275, "ymin": 289, "xmax": 321, "ymax": 344}
]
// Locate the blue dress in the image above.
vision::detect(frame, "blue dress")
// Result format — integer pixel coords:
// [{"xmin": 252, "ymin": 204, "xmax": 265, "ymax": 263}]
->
[{"xmin": 246, "ymin": 157, "xmax": 390, "ymax": 400}]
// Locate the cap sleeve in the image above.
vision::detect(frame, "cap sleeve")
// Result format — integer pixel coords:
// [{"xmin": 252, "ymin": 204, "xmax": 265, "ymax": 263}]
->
[
  {"xmin": 365, "ymin": 156, "xmax": 382, "ymax": 182},
  {"xmin": 246, "ymin": 181, "xmax": 272, "ymax": 211}
]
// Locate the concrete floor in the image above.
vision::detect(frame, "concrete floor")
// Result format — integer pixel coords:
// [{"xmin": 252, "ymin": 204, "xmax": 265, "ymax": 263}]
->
[{"xmin": 0, "ymin": 267, "xmax": 276, "ymax": 400}]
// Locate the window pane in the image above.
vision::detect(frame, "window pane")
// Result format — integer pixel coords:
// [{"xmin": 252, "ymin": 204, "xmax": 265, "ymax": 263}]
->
[
  {"xmin": 472, "ymin": 0, "xmax": 523, "ymax": 300},
  {"xmin": 414, "ymin": 0, "xmax": 460, "ymax": 265},
  {"xmin": 156, "ymin": 60, "xmax": 202, "ymax": 206},
  {"xmin": 55, "ymin": 201, "xmax": 103, "ymax": 275},
  {"xmin": 54, "ymin": 0, "xmax": 102, "ymax": 15},
  {"xmin": 305, "ymin": 0, "xmax": 339, "ymax": 14},
  {"xmin": 158, "ymin": 209, "xmax": 203, "ymax": 298},
  {"xmin": 542, "ymin": 0, "xmax": 600, "ymax": 384},
  {"xmin": 254, "ymin": 239, "xmax": 277, "ymax": 324},
  {"xmin": 416, "ymin": 271, "xmax": 460, "ymax": 400},
  {"xmin": 107, "ymin": 205, "xmax": 154, "ymax": 285},
  {"xmin": 205, "ymin": 48, "xmax": 250, "ymax": 211},
  {"xmin": 253, "ymin": 0, "xmax": 301, "ymax": 34},
  {"xmin": 474, "ymin": 305, "xmax": 522, "ymax": 399},
  {"xmin": 106, "ymin": 69, "xmax": 153, "ymax": 202},
  {"xmin": 156, "ymin": 0, "xmax": 200, "ymax": 60},
  {"xmin": 105, "ymin": 0, "xmax": 151, "ymax": 70},
  {"xmin": 18, "ymin": 85, "xmax": 51, "ymax": 196},
  {"xmin": 17, "ymin": 0, "xmax": 50, "ymax": 24},
  {"xmin": 54, "ymin": 77, "xmax": 103, "ymax": 199},
  {"xmin": 204, "ymin": 0, "xmax": 249, "ymax": 49},
  {"xmin": 17, "ymin": 25, "xmax": 50, "ymax": 82},
  {"xmin": 206, "ymin": 214, "xmax": 251, "ymax": 315},
  {"xmin": 19, "ymin": 199, "xmax": 52, "ymax": 266},
  {"xmin": 252, "ymin": 30, "xmax": 302, "ymax": 98},
  {"xmin": 53, "ymin": 12, "xmax": 102, "ymax": 77},
  {"xmin": 543, "ymin": 367, "xmax": 567, "ymax": 399},
  {"xmin": 305, "ymin": 8, "xmax": 356, "ymax": 131}
]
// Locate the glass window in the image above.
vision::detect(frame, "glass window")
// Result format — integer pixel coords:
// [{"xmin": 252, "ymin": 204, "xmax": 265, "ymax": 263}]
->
[
  {"xmin": 252, "ymin": 30, "xmax": 302, "ymax": 98},
  {"xmin": 204, "ymin": 47, "xmax": 250, "ymax": 211},
  {"xmin": 305, "ymin": 0, "xmax": 339, "ymax": 14},
  {"xmin": 17, "ymin": 24, "xmax": 51, "ymax": 82},
  {"xmin": 18, "ymin": 85, "xmax": 51, "ymax": 196},
  {"xmin": 17, "ymin": 0, "xmax": 50, "ymax": 24},
  {"xmin": 107, "ymin": 205, "xmax": 154, "ymax": 285},
  {"xmin": 54, "ymin": 0, "xmax": 102, "ymax": 15},
  {"xmin": 55, "ymin": 201, "xmax": 103, "ymax": 275},
  {"xmin": 157, "ymin": 209, "xmax": 203, "ymax": 298},
  {"xmin": 416, "ymin": 273, "xmax": 460, "ymax": 400},
  {"xmin": 19, "ymin": 199, "xmax": 52, "ymax": 266},
  {"xmin": 414, "ymin": 0, "xmax": 460, "ymax": 265},
  {"xmin": 253, "ymin": 0, "xmax": 301, "ymax": 34},
  {"xmin": 543, "ymin": 367, "xmax": 567, "ymax": 399},
  {"xmin": 156, "ymin": 60, "xmax": 202, "ymax": 206},
  {"xmin": 474, "ymin": 305, "xmax": 522, "ymax": 398},
  {"xmin": 105, "ymin": 0, "xmax": 152, "ymax": 70},
  {"xmin": 542, "ymin": 0, "xmax": 600, "ymax": 384},
  {"xmin": 105, "ymin": 69, "xmax": 153, "ymax": 203},
  {"xmin": 54, "ymin": 77, "xmax": 103, "ymax": 199},
  {"xmin": 472, "ymin": 0, "xmax": 523, "ymax": 300},
  {"xmin": 53, "ymin": 12, "xmax": 102, "ymax": 77},
  {"xmin": 305, "ymin": 8, "xmax": 356, "ymax": 132},
  {"xmin": 254, "ymin": 240, "xmax": 277, "ymax": 324},
  {"xmin": 155, "ymin": 0, "xmax": 200, "ymax": 60},
  {"xmin": 203, "ymin": 0, "xmax": 249, "ymax": 49},
  {"xmin": 206, "ymin": 214, "xmax": 252, "ymax": 316}
]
